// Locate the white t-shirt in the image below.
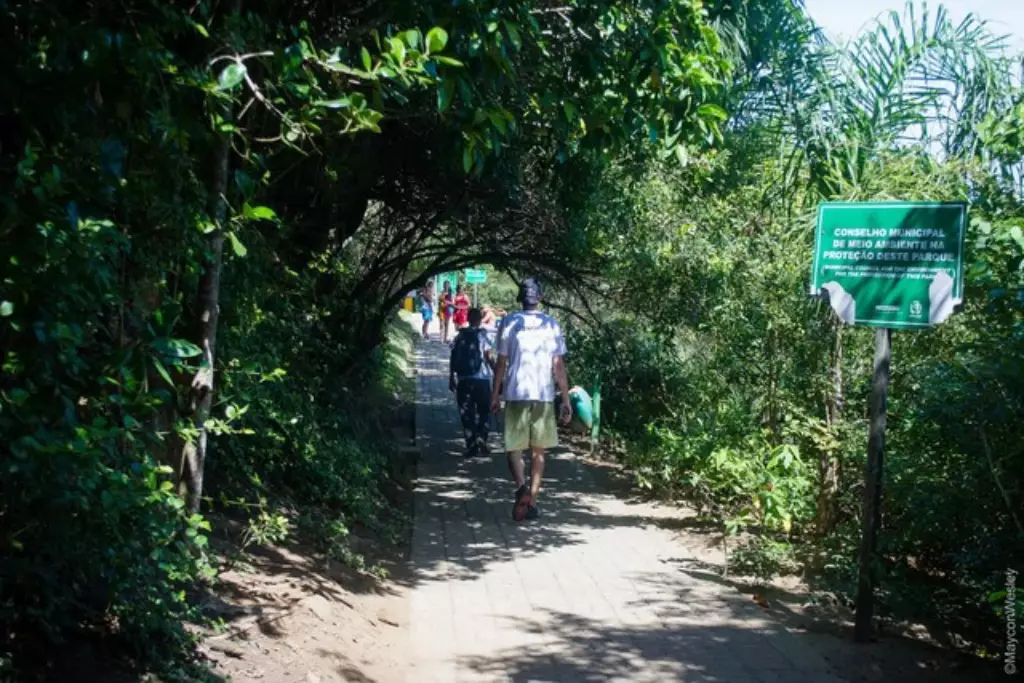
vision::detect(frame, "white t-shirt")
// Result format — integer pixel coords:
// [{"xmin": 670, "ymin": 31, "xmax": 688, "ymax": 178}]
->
[{"xmin": 496, "ymin": 311, "xmax": 567, "ymax": 402}]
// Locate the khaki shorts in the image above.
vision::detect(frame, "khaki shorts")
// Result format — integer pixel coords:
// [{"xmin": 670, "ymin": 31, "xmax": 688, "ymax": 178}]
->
[{"xmin": 504, "ymin": 401, "xmax": 558, "ymax": 452}]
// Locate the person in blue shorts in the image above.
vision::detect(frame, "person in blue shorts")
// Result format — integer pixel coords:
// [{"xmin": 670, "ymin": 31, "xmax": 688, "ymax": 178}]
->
[{"xmin": 418, "ymin": 281, "xmax": 434, "ymax": 340}]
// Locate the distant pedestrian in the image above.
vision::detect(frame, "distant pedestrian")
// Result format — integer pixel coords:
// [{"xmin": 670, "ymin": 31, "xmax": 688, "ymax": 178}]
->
[
  {"xmin": 450, "ymin": 308, "xmax": 496, "ymax": 457},
  {"xmin": 481, "ymin": 306, "xmax": 496, "ymax": 329},
  {"xmin": 418, "ymin": 281, "xmax": 434, "ymax": 340},
  {"xmin": 439, "ymin": 281, "xmax": 454, "ymax": 343},
  {"xmin": 491, "ymin": 278, "xmax": 572, "ymax": 522},
  {"xmin": 453, "ymin": 284, "xmax": 471, "ymax": 330}
]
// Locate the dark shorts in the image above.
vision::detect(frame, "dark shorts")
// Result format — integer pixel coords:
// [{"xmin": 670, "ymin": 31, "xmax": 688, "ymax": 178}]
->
[{"xmin": 457, "ymin": 378, "xmax": 492, "ymax": 447}]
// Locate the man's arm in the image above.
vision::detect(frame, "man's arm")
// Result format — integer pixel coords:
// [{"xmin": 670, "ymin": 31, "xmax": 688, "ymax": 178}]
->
[
  {"xmin": 490, "ymin": 355, "xmax": 507, "ymax": 413},
  {"xmin": 491, "ymin": 317, "xmax": 512, "ymax": 412},
  {"xmin": 553, "ymin": 355, "xmax": 570, "ymax": 403},
  {"xmin": 481, "ymin": 333, "xmax": 497, "ymax": 372},
  {"xmin": 449, "ymin": 344, "xmax": 458, "ymax": 392},
  {"xmin": 553, "ymin": 355, "xmax": 572, "ymax": 424},
  {"xmin": 552, "ymin": 318, "xmax": 571, "ymax": 423}
]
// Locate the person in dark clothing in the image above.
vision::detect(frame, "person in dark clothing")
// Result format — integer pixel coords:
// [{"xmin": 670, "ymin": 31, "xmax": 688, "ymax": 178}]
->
[{"xmin": 449, "ymin": 308, "xmax": 496, "ymax": 457}]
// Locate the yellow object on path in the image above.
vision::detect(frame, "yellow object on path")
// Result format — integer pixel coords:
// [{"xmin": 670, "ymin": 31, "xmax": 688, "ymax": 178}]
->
[{"xmin": 403, "ymin": 296, "xmax": 415, "ymax": 312}]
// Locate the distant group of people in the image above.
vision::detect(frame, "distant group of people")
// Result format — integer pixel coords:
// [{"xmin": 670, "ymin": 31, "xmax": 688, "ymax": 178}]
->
[
  {"xmin": 438, "ymin": 280, "xmax": 471, "ymax": 343},
  {"xmin": 444, "ymin": 278, "xmax": 571, "ymax": 522},
  {"xmin": 415, "ymin": 280, "xmax": 497, "ymax": 342}
]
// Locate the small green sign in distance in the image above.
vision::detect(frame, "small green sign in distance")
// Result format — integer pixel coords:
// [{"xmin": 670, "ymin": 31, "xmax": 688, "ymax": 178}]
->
[
  {"xmin": 810, "ymin": 202, "xmax": 967, "ymax": 330},
  {"xmin": 464, "ymin": 268, "xmax": 487, "ymax": 284}
]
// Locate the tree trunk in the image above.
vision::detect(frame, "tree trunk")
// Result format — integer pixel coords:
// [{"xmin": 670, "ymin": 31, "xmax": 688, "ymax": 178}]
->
[
  {"xmin": 816, "ymin": 321, "xmax": 843, "ymax": 536},
  {"xmin": 766, "ymin": 327, "xmax": 780, "ymax": 443},
  {"xmin": 181, "ymin": 100, "xmax": 232, "ymax": 514}
]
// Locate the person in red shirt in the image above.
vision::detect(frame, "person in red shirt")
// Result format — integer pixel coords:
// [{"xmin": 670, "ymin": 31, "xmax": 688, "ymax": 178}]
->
[
  {"xmin": 453, "ymin": 284, "xmax": 471, "ymax": 329},
  {"xmin": 439, "ymin": 281, "xmax": 454, "ymax": 343}
]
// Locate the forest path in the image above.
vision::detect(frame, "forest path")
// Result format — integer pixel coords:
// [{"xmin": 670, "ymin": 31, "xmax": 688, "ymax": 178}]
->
[{"xmin": 407, "ymin": 338, "xmax": 846, "ymax": 683}]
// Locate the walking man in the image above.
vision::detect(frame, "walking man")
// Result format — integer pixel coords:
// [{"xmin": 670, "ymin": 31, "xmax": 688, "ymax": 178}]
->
[
  {"xmin": 450, "ymin": 308, "xmax": 496, "ymax": 457},
  {"xmin": 490, "ymin": 278, "xmax": 572, "ymax": 521}
]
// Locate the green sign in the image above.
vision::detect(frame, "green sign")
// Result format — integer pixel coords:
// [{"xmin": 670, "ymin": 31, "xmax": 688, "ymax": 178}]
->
[
  {"xmin": 464, "ymin": 268, "xmax": 487, "ymax": 284},
  {"xmin": 810, "ymin": 202, "xmax": 967, "ymax": 330}
]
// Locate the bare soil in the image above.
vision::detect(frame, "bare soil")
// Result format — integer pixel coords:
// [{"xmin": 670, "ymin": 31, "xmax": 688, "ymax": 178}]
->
[
  {"xmin": 195, "ymin": 403, "xmax": 418, "ymax": 683},
  {"xmin": 195, "ymin": 526, "xmax": 412, "ymax": 683}
]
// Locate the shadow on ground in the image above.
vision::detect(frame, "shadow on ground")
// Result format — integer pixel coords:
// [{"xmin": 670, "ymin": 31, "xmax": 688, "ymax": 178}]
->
[
  {"xmin": 408, "ymin": 338, "xmax": 1007, "ymax": 683},
  {"xmin": 464, "ymin": 607, "xmax": 817, "ymax": 683}
]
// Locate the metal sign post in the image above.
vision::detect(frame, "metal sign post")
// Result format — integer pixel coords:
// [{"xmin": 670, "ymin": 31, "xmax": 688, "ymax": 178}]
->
[
  {"xmin": 855, "ymin": 327, "xmax": 891, "ymax": 641},
  {"xmin": 464, "ymin": 268, "xmax": 487, "ymax": 307},
  {"xmin": 810, "ymin": 201, "xmax": 967, "ymax": 643}
]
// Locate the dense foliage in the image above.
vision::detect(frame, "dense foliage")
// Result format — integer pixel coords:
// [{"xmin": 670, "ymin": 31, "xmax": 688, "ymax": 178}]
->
[
  {"xmin": 1, "ymin": 0, "xmax": 1022, "ymax": 677},
  {"xmin": 0, "ymin": 0, "xmax": 739, "ymax": 677},
  {"xmin": 564, "ymin": 1, "xmax": 1024, "ymax": 654}
]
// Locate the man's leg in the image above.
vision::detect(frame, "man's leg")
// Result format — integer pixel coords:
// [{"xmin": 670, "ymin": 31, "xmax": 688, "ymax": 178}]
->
[
  {"xmin": 526, "ymin": 402, "xmax": 558, "ymax": 508},
  {"xmin": 504, "ymin": 402, "xmax": 534, "ymax": 520},
  {"xmin": 504, "ymin": 402, "xmax": 530, "ymax": 484},
  {"xmin": 456, "ymin": 380, "xmax": 476, "ymax": 453},
  {"xmin": 529, "ymin": 447, "xmax": 546, "ymax": 500},
  {"xmin": 472, "ymin": 380, "xmax": 491, "ymax": 450},
  {"xmin": 507, "ymin": 450, "xmax": 526, "ymax": 489}
]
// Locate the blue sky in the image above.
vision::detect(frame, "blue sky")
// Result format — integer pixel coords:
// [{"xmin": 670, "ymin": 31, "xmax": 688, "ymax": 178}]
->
[{"xmin": 804, "ymin": 0, "xmax": 1024, "ymax": 53}]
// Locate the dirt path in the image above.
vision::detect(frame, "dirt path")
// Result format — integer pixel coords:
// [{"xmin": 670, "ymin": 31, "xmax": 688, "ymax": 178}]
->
[
  {"xmin": 407, "ymin": 340, "xmax": 846, "ymax": 683},
  {"xmin": 197, "ymin": 534, "xmax": 411, "ymax": 683},
  {"xmin": 196, "ymin": 413, "xmax": 417, "ymax": 682}
]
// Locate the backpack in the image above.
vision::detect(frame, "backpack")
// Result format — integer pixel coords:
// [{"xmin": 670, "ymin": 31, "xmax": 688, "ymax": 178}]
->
[{"xmin": 452, "ymin": 328, "xmax": 484, "ymax": 377}]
